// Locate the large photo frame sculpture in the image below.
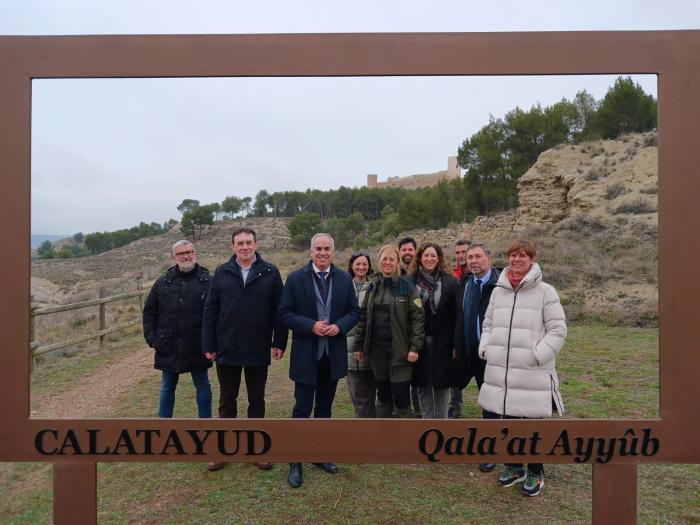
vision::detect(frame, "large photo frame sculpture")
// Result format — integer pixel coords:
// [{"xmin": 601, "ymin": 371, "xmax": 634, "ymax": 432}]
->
[{"xmin": 1, "ymin": 31, "xmax": 699, "ymax": 524}]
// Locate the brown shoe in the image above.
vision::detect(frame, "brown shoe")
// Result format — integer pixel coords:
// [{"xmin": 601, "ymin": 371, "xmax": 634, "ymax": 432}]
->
[
  {"xmin": 255, "ymin": 462, "xmax": 273, "ymax": 470},
  {"xmin": 207, "ymin": 462, "xmax": 227, "ymax": 472}
]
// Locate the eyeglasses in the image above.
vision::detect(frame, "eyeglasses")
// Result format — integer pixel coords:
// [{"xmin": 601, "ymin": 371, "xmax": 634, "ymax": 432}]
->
[{"xmin": 174, "ymin": 250, "xmax": 195, "ymax": 258}]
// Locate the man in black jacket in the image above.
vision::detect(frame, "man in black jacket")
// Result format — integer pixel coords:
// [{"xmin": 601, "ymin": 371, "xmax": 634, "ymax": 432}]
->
[
  {"xmin": 142, "ymin": 240, "xmax": 212, "ymax": 420},
  {"xmin": 202, "ymin": 227, "xmax": 287, "ymax": 471},
  {"xmin": 454, "ymin": 242, "xmax": 500, "ymax": 472}
]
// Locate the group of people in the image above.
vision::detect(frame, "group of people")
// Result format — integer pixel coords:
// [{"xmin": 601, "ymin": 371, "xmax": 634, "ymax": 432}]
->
[{"xmin": 142, "ymin": 228, "xmax": 567, "ymax": 497}]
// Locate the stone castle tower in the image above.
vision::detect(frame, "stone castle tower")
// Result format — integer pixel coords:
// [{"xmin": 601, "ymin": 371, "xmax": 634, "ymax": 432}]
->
[{"xmin": 367, "ymin": 156, "xmax": 460, "ymax": 189}]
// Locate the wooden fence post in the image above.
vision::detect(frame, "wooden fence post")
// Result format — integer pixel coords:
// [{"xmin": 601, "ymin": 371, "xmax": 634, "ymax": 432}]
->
[
  {"xmin": 136, "ymin": 278, "xmax": 144, "ymax": 312},
  {"xmin": 29, "ymin": 294, "xmax": 36, "ymax": 374},
  {"xmin": 98, "ymin": 287, "xmax": 106, "ymax": 347}
]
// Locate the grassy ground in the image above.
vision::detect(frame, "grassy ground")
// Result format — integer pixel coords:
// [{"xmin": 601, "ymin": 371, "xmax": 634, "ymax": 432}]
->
[{"xmin": 2, "ymin": 323, "xmax": 699, "ymax": 524}]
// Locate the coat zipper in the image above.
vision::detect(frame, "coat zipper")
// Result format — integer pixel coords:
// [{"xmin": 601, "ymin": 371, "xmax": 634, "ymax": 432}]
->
[{"xmin": 503, "ymin": 288, "xmax": 519, "ymax": 416}]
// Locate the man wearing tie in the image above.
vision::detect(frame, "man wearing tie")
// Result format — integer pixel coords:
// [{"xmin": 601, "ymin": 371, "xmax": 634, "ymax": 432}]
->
[
  {"xmin": 277, "ymin": 233, "xmax": 360, "ymax": 488},
  {"xmin": 454, "ymin": 242, "xmax": 500, "ymax": 472}
]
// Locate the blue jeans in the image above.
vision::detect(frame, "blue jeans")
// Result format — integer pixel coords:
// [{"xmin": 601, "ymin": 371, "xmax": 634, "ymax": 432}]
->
[{"xmin": 159, "ymin": 369, "xmax": 212, "ymax": 418}]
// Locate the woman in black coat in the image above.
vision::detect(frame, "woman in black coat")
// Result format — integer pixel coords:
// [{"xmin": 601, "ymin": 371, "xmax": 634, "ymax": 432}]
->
[
  {"xmin": 408, "ymin": 242, "xmax": 459, "ymax": 419},
  {"xmin": 142, "ymin": 241, "xmax": 212, "ymax": 418}
]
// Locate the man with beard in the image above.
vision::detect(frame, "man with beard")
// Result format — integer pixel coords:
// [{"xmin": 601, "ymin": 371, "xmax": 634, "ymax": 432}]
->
[
  {"xmin": 398, "ymin": 236, "xmax": 417, "ymax": 276},
  {"xmin": 454, "ymin": 242, "xmax": 500, "ymax": 472},
  {"xmin": 277, "ymin": 233, "xmax": 360, "ymax": 488},
  {"xmin": 397, "ymin": 236, "xmax": 421, "ymax": 416},
  {"xmin": 202, "ymin": 227, "xmax": 287, "ymax": 472},
  {"xmin": 143, "ymin": 240, "xmax": 212, "ymax": 423}
]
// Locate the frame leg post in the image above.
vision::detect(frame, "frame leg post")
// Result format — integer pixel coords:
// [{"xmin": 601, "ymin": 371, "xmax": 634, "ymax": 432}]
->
[
  {"xmin": 592, "ymin": 463, "xmax": 637, "ymax": 524},
  {"xmin": 54, "ymin": 461, "xmax": 97, "ymax": 525}
]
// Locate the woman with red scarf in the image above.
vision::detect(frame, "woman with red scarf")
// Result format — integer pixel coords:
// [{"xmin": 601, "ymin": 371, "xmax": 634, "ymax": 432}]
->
[{"xmin": 477, "ymin": 239, "xmax": 567, "ymax": 497}]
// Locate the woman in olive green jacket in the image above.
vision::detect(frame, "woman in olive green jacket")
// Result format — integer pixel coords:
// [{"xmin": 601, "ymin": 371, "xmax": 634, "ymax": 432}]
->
[{"xmin": 352, "ymin": 244, "xmax": 425, "ymax": 418}]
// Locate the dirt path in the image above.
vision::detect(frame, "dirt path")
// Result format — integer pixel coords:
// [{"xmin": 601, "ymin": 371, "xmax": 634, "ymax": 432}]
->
[{"xmin": 31, "ymin": 346, "xmax": 157, "ymax": 419}]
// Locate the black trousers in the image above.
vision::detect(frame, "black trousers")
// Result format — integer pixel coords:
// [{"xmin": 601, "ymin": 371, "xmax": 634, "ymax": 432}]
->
[
  {"xmin": 483, "ymin": 409, "xmax": 543, "ymax": 475},
  {"xmin": 465, "ymin": 348, "xmax": 486, "ymax": 389},
  {"xmin": 216, "ymin": 364, "xmax": 268, "ymax": 419},
  {"xmin": 376, "ymin": 380, "xmax": 411, "ymax": 410},
  {"xmin": 292, "ymin": 354, "xmax": 338, "ymax": 418}
]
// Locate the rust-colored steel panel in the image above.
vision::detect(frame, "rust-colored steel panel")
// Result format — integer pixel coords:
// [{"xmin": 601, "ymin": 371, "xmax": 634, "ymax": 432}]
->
[
  {"xmin": 0, "ymin": 31, "xmax": 698, "ymax": 468},
  {"xmin": 2, "ymin": 27, "xmax": 699, "ymax": 525},
  {"xmin": 593, "ymin": 464, "xmax": 637, "ymax": 524},
  {"xmin": 53, "ymin": 461, "xmax": 96, "ymax": 525}
]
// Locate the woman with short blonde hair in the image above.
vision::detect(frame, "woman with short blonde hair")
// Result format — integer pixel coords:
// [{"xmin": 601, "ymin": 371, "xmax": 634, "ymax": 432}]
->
[{"xmin": 352, "ymin": 244, "xmax": 424, "ymax": 418}]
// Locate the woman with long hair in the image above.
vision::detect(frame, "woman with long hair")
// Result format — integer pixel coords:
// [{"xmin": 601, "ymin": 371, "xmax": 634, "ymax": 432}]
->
[
  {"xmin": 352, "ymin": 244, "xmax": 424, "ymax": 418},
  {"xmin": 345, "ymin": 251, "xmax": 376, "ymax": 417},
  {"xmin": 408, "ymin": 242, "xmax": 459, "ymax": 419}
]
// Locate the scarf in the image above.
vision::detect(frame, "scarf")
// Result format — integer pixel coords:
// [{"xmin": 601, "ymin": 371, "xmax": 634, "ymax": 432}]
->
[
  {"xmin": 416, "ymin": 267, "xmax": 442, "ymax": 314},
  {"xmin": 508, "ymin": 270, "xmax": 525, "ymax": 290}
]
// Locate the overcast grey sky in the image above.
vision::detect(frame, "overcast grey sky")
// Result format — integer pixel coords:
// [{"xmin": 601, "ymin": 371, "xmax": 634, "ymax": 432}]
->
[{"xmin": 1, "ymin": 1, "xmax": 698, "ymax": 235}]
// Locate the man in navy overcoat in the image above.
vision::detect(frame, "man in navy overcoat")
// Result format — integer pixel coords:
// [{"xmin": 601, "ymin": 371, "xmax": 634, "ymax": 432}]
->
[{"xmin": 277, "ymin": 232, "xmax": 359, "ymax": 488}]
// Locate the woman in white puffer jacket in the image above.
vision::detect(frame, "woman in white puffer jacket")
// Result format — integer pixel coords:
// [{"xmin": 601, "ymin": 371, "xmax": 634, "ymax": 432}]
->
[{"xmin": 478, "ymin": 239, "xmax": 567, "ymax": 497}]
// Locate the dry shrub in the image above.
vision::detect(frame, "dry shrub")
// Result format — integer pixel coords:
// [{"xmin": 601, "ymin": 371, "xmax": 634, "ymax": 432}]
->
[
  {"xmin": 583, "ymin": 165, "xmax": 605, "ymax": 181},
  {"xmin": 640, "ymin": 184, "xmax": 658, "ymax": 195},
  {"xmin": 604, "ymin": 183, "xmax": 629, "ymax": 200},
  {"xmin": 613, "ymin": 198, "xmax": 657, "ymax": 214},
  {"xmin": 643, "ymin": 133, "xmax": 658, "ymax": 147},
  {"xmin": 555, "ymin": 215, "xmax": 607, "ymax": 235}
]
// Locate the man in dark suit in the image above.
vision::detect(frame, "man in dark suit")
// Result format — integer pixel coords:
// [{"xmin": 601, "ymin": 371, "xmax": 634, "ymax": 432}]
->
[
  {"xmin": 277, "ymin": 233, "xmax": 360, "ymax": 488},
  {"xmin": 202, "ymin": 227, "xmax": 287, "ymax": 472},
  {"xmin": 454, "ymin": 242, "xmax": 500, "ymax": 472}
]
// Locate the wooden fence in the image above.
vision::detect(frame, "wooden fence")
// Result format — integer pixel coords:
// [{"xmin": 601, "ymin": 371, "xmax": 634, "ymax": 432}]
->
[{"xmin": 29, "ymin": 280, "xmax": 153, "ymax": 368}]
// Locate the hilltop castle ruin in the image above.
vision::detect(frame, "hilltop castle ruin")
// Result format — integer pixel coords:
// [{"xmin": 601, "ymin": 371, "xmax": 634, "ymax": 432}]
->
[{"xmin": 366, "ymin": 156, "xmax": 461, "ymax": 189}]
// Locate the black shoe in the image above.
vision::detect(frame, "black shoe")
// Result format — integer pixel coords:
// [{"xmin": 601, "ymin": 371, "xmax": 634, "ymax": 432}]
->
[
  {"xmin": 478, "ymin": 463, "xmax": 496, "ymax": 473},
  {"xmin": 287, "ymin": 463, "xmax": 303, "ymax": 488},
  {"xmin": 313, "ymin": 462, "xmax": 338, "ymax": 474}
]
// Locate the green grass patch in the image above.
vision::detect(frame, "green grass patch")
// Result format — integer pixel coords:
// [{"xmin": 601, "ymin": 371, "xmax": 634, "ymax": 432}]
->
[
  {"xmin": 6, "ymin": 322, "xmax": 698, "ymax": 524},
  {"xmin": 31, "ymin": 332, "xmax": 143, "ymax": 400}
]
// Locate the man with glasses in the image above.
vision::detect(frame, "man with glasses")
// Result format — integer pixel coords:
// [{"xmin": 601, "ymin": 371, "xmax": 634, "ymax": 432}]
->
[
  {"xmin": 454, "ymin": 242, "xmax": 501, "ymax": 472},
  {"xmin": 142, "ymin": 240, "xmax": 213, "ymax": 426}
]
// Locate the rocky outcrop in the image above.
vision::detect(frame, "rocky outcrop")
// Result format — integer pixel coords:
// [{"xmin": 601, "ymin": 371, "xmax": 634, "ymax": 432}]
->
[{"xmin": 515, "ymin": 132, "xmax": 657, "ymax": 228}]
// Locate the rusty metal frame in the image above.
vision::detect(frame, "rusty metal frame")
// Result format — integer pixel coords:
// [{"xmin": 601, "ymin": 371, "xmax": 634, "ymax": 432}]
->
[{"xmin": 1, "ymin": 31, "xmax": 699, "ymax": 524}]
